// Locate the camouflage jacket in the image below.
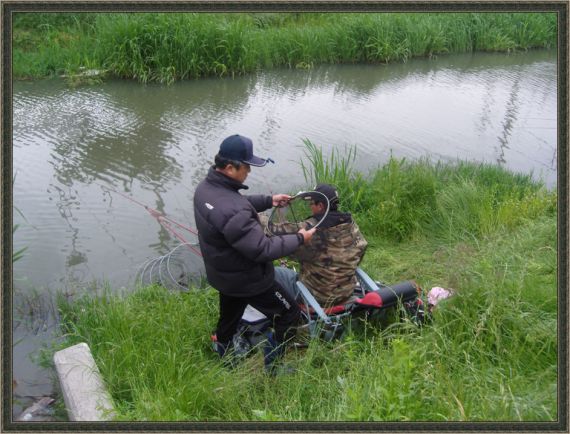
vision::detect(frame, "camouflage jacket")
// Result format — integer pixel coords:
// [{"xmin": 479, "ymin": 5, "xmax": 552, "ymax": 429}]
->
[{"xmin": 262, "ymin": 212, "xmax": 368, "ymax": 306}]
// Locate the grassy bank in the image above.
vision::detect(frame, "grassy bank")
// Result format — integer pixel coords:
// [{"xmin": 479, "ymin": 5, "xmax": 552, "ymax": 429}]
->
[
  {"xmin": 13, "ymin": 12, "xmax": 557, "ymax": 83},
  {"xmin": 51, "ymin": 142, "xmax": 557, "ymax": 421}
]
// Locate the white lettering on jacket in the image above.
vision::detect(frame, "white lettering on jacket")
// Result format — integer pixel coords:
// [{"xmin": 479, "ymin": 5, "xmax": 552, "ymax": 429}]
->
[
  {"xmin": 275, "ymin": 291, "xmax": 291, "ymax": 310},
  {"xmin": 205, "ymin": 203, "xmax": 214, "ymax": 210}
]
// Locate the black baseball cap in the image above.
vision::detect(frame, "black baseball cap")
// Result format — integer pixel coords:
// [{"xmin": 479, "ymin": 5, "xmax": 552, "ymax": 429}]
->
[{"xmin": 219, "ymin": 134, "xmax": 272, "ymax": 167}]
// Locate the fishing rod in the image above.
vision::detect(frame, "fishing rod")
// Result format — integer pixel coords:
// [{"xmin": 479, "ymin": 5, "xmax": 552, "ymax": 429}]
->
[{"xmin": 99, "ymin": 184, "xmax": 202, "ymax": 257}]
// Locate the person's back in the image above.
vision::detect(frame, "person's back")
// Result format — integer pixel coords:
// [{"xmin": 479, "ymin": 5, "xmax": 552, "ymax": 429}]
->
[
  {"xmin": 266, "ymin": 184, "xmax": 368, "ymax": 307},
  {"xmin": 292, "ymin": 210, "xmax": 367, "ymax": 306}
]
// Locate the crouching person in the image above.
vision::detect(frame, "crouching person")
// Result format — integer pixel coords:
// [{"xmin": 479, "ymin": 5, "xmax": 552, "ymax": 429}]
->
[
  {"xmin": 193, "ymin": 134, "xmax": 315, "ymax": 374},
  {"xmin": 268, "ymin": 183, "xmax": 368, "ymax": 307}
]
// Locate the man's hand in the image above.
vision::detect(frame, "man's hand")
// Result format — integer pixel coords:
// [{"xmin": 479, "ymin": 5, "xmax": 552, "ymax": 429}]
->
[
  {"xmin": 298, "ymin": 227, "xmax": 316, "ymax": 244},
  {"xmin": 272, "ymin": 193, "xmax": 292, "ymax": 207}
]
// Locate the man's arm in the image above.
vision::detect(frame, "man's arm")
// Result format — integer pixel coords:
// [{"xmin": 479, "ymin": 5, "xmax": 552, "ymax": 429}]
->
[
  {"xmin": 246, "ymin": 195, "xmax": 273, "ymax": 213},
  {"xmin": 263, "ymin": 217, "xmax": 320, "ymax": 263},
  {"xmin": 246, "ymin": 193, "xmax": 293, "ymax": 213},
  {"xmin": 224, "ymin": 209, "xmax": 309, "ymax": 262}
]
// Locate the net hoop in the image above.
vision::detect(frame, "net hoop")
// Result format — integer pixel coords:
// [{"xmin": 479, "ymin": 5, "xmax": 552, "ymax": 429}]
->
[
  {"xmin": 267, "ymin": 190, "xmax": 330, "ymax": 236},
  {"xmin": 136, "ymin": 242, "xmax": 206, "ymax": 291}
]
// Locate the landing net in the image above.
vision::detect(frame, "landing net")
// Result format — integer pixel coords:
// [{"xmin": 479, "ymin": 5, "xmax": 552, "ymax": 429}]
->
[
  {"xmin": 136, "ymin": 243, "xmax": 207, "ymax": 291},
  {"xmin": 267, "ymin": 190, "xmax": 330, "ymax": 235}
]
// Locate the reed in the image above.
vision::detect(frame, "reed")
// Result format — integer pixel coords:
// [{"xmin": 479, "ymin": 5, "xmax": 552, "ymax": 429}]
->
[
  {"xmin": 13, "ymin": 12, "xmax": 557, "ymax": 82},
  {"xmin": 12, "ymin": 13, "xmax": 96, "ymax": 79},
  {"xmin": 298, "ymin": 141, "xmax": 555, "ymax": 242},
  {"xmin": 49, "ymin": 146, "xmax": 557, "ymax": 421},
  {"xmin": 299, "ymin": 139, "xmax": 368, "ymax": 214},
  {"xmin": 12, "ymin": 223, "xmax": 27, "ymax": 263},
  {"xmin": 12, "ymin": 176, "xmax": 28, "ymax": 263}
]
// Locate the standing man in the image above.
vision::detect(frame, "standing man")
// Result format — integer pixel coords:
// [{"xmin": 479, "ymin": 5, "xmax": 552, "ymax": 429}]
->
[{"xmin": 193, "ymin": 134, "xmax": 315, "ymax": 374}]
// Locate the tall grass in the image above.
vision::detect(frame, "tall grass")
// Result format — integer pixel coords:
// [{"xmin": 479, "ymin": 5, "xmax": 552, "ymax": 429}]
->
[
  {"xmin": 12, "ymin": 175, "xmax": 28, "ymax": 263},
  {"xmin": 49, "ymin": 142, "xmax": 557, "ymax": 421},
  {"xmin": 299, "ymin": 139, "xmax": 368, "ymax": 214},
  {"xmin": 54, "ymin": 227, "xmax": 557, "ymax": 422},
  {"xmin": 12, "ymin": 13, "xmax": 97, "ymax": 79},
  {"xmin": 300, "ymin": 141, "xmax": 556, "ymax": 242},
  {"xmin": 13, "ymin": 12, "xmax": 557, "ymax": 82},
  {"xmin": 12, "ymin": 222, "xmax": 27, "ymax": 263}
]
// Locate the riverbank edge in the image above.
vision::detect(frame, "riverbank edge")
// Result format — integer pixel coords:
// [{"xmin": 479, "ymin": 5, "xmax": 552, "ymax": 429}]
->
[
  {"xmin": 12, "ymin": 12, "xmax": 557, "ymax": 84},
  {"xmin": 47, "ymin": 154, "xmax": 557, "ymax": 421}
]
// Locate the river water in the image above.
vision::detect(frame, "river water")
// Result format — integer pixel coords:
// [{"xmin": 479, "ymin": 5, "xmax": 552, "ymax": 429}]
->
[{"xmin": 11, "ymin": 49, "xmax": 557, "ymax": 417}]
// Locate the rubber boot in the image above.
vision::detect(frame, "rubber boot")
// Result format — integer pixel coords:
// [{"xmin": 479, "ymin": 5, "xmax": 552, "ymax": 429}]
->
[{"xmin": 263, "ymin": 331, "xmax": 294, "ymax": 376}]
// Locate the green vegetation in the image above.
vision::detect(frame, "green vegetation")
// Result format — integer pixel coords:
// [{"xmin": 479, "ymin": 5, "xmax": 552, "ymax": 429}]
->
[
  {"xmin": 13, "ymin": 12, "xmax": 557, "ymax": 83},
  {"xmin": 13, "ymin": 176, "xmax": 27, "ymax": 263},
  {"xmin": 301, "ymin": 140, "xmax": 555, "ymax": 242},
  {"xmin": 12, "ymin": 219, "xmax": 27, "ymax": 263},
  {"xmin": 52, "ymin": 141, "xmax": 557, "ymax": 421}
]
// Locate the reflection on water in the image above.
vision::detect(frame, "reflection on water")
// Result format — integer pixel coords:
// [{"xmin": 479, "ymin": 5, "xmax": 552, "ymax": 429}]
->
[
  {"xmin": 11, "ymin": 49, "xmax": 557, "ymax": 416},
  {"xmin": 12, "ymin": 48, "xmax": 558, "ymax": 287},
  {"xmin": 496, "ymin": 71, "xmax": 520, "ymax": 164}
]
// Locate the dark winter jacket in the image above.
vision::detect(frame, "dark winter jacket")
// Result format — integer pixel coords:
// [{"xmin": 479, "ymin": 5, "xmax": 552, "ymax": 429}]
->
[{"xmin": 193, "ymin": 167, "xmax": 304, "ymax": 296}]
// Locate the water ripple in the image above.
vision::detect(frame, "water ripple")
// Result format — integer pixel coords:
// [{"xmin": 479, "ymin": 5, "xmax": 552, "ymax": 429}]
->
[{"xmin": 12, "ymin": 50, "xmax": 557, "ymax": 294}]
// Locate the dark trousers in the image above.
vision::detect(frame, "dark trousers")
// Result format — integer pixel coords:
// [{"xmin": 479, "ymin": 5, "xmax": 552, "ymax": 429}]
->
[{"xmin": 216, "ymin": 281, "xmax": 300, "ymax": 345}]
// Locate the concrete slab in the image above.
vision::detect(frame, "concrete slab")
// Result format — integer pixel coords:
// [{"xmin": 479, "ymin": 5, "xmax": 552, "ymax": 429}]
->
[{"xmin": 53, "ymin": 342, "xmax": 115, "ymax": 421}]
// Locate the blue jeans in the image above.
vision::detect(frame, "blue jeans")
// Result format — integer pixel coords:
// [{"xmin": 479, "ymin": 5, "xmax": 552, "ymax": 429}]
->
[{"xmin": 274, "ymin": 266, "xmax": 301, "ymax": 302}]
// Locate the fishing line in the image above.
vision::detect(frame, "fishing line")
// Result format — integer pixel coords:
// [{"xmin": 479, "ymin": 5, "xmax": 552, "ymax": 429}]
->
[
  {"xmin": 98, "ymin": 183, "xmax": 201, "ymax": 253},
  {"xmin": 98, "ymin": 184, "xmax": 198, "ymax": 234},
  {"xmin": 99, "ymin": 183, "xmax": 206, "ymax": 291}
]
